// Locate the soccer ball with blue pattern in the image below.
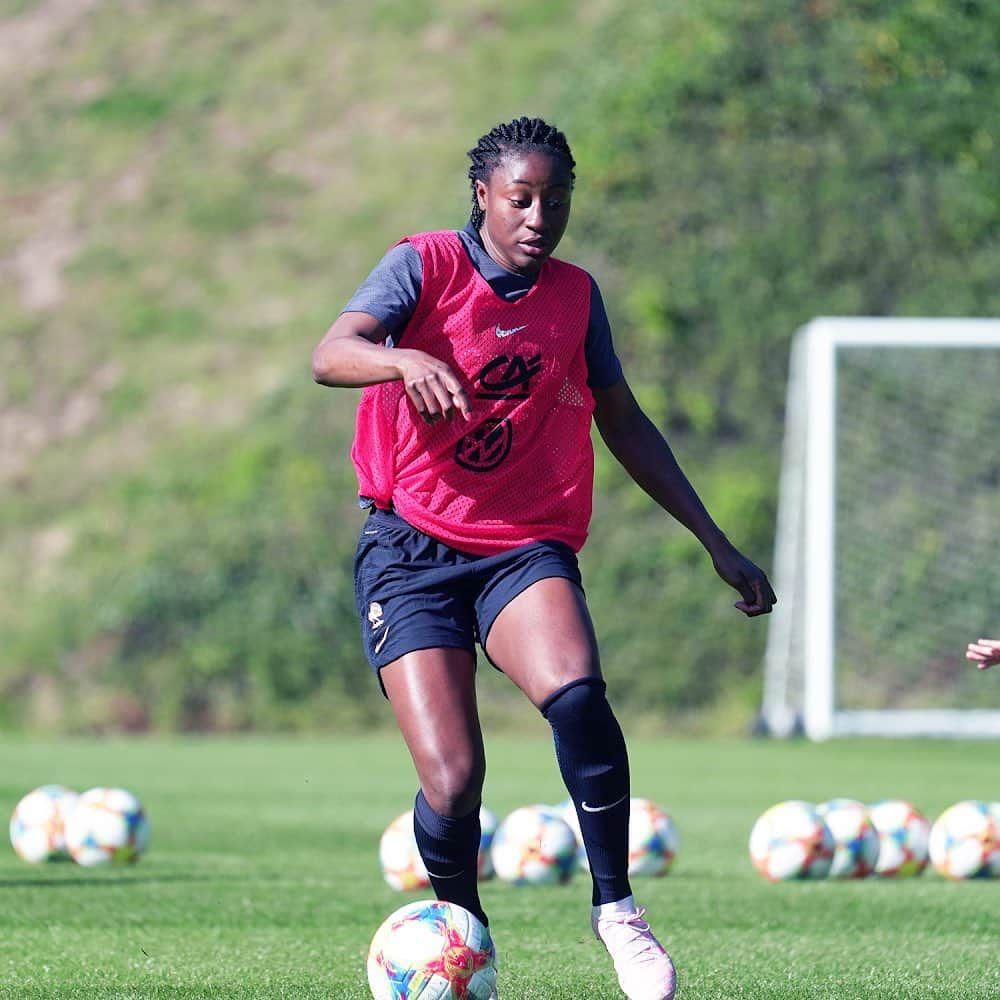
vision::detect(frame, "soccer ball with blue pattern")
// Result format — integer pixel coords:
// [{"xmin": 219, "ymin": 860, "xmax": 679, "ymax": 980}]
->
[
  {"xmin": 379, "ymin": 811, "xmax": 431, "ymax": 892},
  {"xmin": 558, "ymin": 796, "xmax": 679, "ymax": 877},
  {"xmin": 476, "ymin": 806, "xmax": 498, "ymax": 881},
  {"xmin": 749, "ymin": 800, "xmax": 834, "ymax": 881},
  {"xmin": 868, "ymin": 799, "xmax": 929, "ymax": 878},
  {"xmin": 9, "ymin": 784, "xmax": 79, "ymax": 863},
  {"xmin": 990, "ymin": 803, "xmax": 1000, "ymax": 876},
  {"xmin": 64, "ymin": 787, "xmax": 149, "ymax": 867},
  {"xmin": 553, "ymin": 798, "xmax": 588, "ymax": 871},
  {"xmin": 490, "ymin": 805, "xmax": 577, "ymax": 886},
  {"xmin": 816, "ymin": 798, "xmax": 880, "ymax": 878},
  {"xmin": 627, "ymin": 797, "xmax": 679, "ymax": 877},
  {"xmin": 367, "ymin": 899, "xmax": 497, "ymax": 1000},
  {"xmin": 928, "ymin": 800, "xmax": 1000, "ymax": 880},
  {"xmin": 380, "ymin": 806, "xmax": 500, "ymax": 891}
]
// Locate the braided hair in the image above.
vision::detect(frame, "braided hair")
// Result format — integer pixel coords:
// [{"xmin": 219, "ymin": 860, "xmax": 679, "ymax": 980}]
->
[{"xmin": 466, "ymin": 116, "xmax": 576, "ymax": 229}]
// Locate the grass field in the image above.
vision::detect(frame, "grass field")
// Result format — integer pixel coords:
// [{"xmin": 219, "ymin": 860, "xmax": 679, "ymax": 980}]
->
[{"xmin": 3, "ymin": 734, "xmax": 999, "ymax": 999}]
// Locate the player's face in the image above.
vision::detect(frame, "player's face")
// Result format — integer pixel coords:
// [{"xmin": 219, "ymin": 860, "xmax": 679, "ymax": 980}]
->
[{"xmin": 475, "ymin": 150, "xmax": 572, "ymax": 275}]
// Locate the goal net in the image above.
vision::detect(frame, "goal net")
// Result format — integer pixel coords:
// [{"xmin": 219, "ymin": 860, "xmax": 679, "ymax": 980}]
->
[{"xmin": 761, "ymin": 317, "xmax": 1000, "ymax": 740}]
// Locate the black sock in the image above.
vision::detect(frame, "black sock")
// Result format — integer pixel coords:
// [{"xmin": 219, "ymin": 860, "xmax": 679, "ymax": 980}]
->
[
  {"xmin": 412, "ymin": 789, "xmax": 488, "ymax": 926},
  {"xmin": 541, "ymin": 677, "xmax": 632, "ymax": 906}
]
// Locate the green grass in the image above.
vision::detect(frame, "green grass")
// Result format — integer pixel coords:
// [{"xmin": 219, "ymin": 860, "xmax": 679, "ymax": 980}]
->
[{"xmin": 3, "ymin": 735, "xmax": 1000, "ymax": 998}]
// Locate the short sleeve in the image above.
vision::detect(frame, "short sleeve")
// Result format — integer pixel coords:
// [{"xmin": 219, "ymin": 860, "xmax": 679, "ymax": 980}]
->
[
  {"xmin": 340, "ymin": 242, "xmax": 423, "ymax": 341},
  {"xmin": 584, "ymin": 276, "xmax": 623, "ymax": 389}
]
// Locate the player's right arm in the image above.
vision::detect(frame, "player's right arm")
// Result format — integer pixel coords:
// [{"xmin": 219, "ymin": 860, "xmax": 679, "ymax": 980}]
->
[
  {"xmin": 311, "ymin": 311, "xmax": 472, "ymax": 423},
  {"xmin": 966, "ymin": 638, "xmax": 1000, "ymax": 670}
]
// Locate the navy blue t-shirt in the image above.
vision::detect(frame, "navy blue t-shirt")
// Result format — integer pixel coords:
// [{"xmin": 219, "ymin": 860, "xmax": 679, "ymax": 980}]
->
[{"xmin": 341, "ymin": 223, "xmax": 623, "ymax": 390}]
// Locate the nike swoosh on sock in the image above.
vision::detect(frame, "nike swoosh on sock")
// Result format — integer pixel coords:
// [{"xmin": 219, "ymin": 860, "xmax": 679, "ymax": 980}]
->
[{"xmin": 580, "ymin": 793, "xmax": 629, "ymax": 813}]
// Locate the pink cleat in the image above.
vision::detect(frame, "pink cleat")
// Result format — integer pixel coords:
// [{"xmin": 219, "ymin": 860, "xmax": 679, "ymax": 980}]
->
[{"xmin": 592, "ymin": 906, "xmax": 677, "ymax": 1000}]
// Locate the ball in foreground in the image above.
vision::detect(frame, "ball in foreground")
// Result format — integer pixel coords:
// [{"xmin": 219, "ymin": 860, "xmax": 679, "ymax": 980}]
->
[
  {"xmin": 868, "ymin": 799, "xmax": 930, "ymax": 878},
  {"xmin": 64, "ymin": 787, "xmax": 149, "ymax": 867},
  {"xmin": 9, "ymin": 784, "xmax": 79, "ymax": 863},
  {"xmin": 816, "ymin": 798, "xmax": 880, "ymax": 878},
  {"xmin": 749, "ymin": 800, "xmax": 834, "ymax": 881},
  {"xmin": 367, "ymin": 899, "xmax": 496, "ymax": 1000},
  {"xmin": 928, "ymin": 800, "xmax": 999, "ymax": 880},
  {"xmin": 490, "ymin": 805, "xmax": 577, "ymax": 885}
]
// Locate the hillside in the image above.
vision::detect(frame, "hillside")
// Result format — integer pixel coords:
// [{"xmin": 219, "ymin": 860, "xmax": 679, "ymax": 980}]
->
[{"xmin": 2, "ymin": 0, "xmax": 998, "ymax": 733}]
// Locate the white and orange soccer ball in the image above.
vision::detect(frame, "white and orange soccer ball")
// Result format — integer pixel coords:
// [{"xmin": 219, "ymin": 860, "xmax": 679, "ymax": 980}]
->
[
  {"xmin": 554, "ymin": 798, "xmax": 588, "ymax": 871},
  {"xmin": 490, "ymin": 805, "xmax": 577, "ymax": 886},
  {"xmin": 627, "ymin": 797, "xmax": 679, "ymax": 877},
  {"xmin": 868, "ymin": 799, "xmax": 930, "ymax": 878},
  {"xmin": 749, "ymin": 800, "xmax": 834, "ymax": 881},
  {"xmin": 380, "ymin": 807, "xmax": 500, "ymax": 892},
  {"xmin": 989, "ymin": 803, "xmax": 1000, "ymax": 877},
  {"xmin": 379, "ymin": 811, "xmax": 431, "ymax": 892},
  {"xmin": 477, "ymin": 806, "xmax": 498, "ymax": 881},
  {"xmin": 816, "ymin": 798, "xmax": 880, "ymax": 878},
  {"xmin": 560, "ymin": 797, "xmax": 679, "ymax": 877},
  {"xmin": 63, "ymin": 787, "xmax": 149, "ymax": 867},
  {"xmin": 367, "ymin": 899, "xmax": 497, "ymax": 1000},
  {"xmin": 9, "ymin": 784, "xmax": 79, "ymax": 863},
  {"xmin": 928, "ymin": 800, "xmax": 1000, "ymax": 880}
]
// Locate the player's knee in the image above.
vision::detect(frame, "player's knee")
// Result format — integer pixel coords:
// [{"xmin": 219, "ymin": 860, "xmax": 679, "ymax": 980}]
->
[
  {"xmin": 420, "ymin": 753, "xmax": 485, "ymax": 818},
  {"xmin": 540, "ymin": 676, "xmax": 618, "ymax": 733},
  {"xmin": 541, "ymin": 676, "xmax": 628, "ymax": 774}
]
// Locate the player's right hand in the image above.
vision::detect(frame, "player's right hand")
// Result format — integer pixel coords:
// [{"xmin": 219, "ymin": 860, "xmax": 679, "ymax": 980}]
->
[
  {"xmin": 966, "ymin": 638, "xmax": 1000, "ymax": 670},
  {"xmin": 398, "ymin": 350, "xmax": 473, "ymax": 424}
]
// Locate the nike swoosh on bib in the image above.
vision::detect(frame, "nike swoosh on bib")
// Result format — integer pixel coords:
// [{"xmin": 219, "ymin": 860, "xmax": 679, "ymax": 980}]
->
[{"xmin": 495, "ymin": 323, "xmax": 527, "ymax": 338}]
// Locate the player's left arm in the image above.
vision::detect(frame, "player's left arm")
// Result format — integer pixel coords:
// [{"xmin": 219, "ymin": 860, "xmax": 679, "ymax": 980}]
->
[{"xmin": 592, "ymin": 376, "xmax": 776, "ymax": 617}]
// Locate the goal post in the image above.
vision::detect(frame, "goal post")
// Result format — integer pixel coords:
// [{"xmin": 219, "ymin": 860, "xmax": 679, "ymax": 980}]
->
[{"xmin": 761, "ymin": 317, "xmax": 1000, "ymax": 740}]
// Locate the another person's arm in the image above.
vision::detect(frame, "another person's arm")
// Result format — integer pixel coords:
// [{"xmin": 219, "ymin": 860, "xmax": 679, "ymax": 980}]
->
[
  {"xmin": 592, "ymin": 377, "xmax": 776, "ymax": 617},
  {"xmin": 966, "ymin": 638, "xmax": 1000, "ymax": 670}
]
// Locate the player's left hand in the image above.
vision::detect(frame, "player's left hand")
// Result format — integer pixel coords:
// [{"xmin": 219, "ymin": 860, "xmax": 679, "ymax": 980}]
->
[{"xmin": 710, "ymin": 544, "xmax": 777, "ymax": 617}]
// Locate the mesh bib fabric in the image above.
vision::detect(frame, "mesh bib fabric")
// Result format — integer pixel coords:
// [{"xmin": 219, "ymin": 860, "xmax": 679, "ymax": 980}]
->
[{"xmin": 351, "ymin": 230, "xmax": 595, "ymax": 554}]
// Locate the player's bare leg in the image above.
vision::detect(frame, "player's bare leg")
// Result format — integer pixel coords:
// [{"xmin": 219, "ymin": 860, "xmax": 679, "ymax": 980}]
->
[
  {"xmin": 485, "ymin": 576, "xmax": 600, "ymax": 706},
  {"xmin": 381, "ymin": 647, "xmax": 488, "ymax": 924},
  {"xmin": 487, "ymin": 578, "xmax": 676, "ymax": 1000},
  {"xmin": 381, "ymin": 647, "xmax": 500, "ymax": 997}
]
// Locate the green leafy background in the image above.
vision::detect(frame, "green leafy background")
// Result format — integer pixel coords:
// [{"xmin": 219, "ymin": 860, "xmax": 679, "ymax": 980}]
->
[{"xmin": 2, "ymin": 0, "xmax": 998, "ymax": 733}]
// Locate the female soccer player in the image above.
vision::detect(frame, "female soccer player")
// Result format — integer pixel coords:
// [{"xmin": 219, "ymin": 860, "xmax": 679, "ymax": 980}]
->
[{"xmin": 312, "ymin": 116, "xmax": 776, "ymax": 1000}]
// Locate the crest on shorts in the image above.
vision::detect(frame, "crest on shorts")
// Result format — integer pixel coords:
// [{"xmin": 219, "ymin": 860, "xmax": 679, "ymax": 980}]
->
[{"xmin": 368, "ymin": 602, "xmax": 384, "ymax": 629}]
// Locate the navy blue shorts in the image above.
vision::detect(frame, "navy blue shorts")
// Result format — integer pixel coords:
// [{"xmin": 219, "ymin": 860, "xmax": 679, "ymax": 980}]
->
[{"xmin": 353, "ymin": 508, "xmax": 582, "ymax": 689}]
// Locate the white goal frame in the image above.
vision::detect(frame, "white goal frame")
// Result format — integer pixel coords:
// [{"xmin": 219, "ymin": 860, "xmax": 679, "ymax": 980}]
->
[{"xmin": 761, "ymin": 317, "xmax": 1000, "ymax": 741}]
